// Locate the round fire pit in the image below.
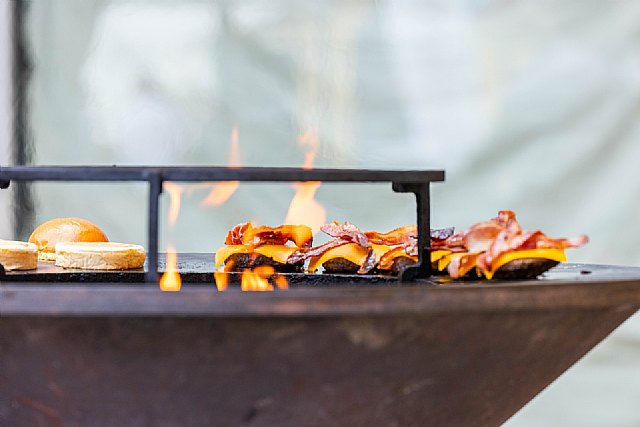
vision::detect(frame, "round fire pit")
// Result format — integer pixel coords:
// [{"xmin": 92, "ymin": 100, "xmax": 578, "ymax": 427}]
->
[{"xmin": 1, "ymin": 263, "xmax": 640, "ymax": 426}]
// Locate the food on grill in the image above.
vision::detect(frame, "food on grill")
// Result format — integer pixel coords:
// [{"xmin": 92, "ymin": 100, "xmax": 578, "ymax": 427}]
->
[
  {"xmin": 289, "ymin": 222, "xmax": 457, "ymax": 275},
  {"xmin": 215, "ymin": 222, "xmax": 313, "ymax": 272},
  {"xmin": 289, "ymin": 221, "xmax": 378, "ymax": 274},
  {"xmin": 436, "ymin": 210, "xmax": 588, "ymax": 279},
  {"xmin": 0, "ymin": 240, "xmax": 38, "ymax": 270},
  {"xmin": 55, "ymin": 242, "xmax": 145, "ymax": 270},
  {"xmin": 29, "ymin": 218, "xmax": 109, "ymax": 261},
  {"xmin": 368, "ymin": 226, "xmax": 455, "ymax": 274}
]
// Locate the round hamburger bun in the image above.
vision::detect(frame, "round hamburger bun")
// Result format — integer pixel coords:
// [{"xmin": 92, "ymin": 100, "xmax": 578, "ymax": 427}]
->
[
  {"xmin": 55, "ymin": 242, "xmax": 145, "ymax": 270},
  {"xmin": 0, "ymin": 240, "xmax": 38, "ymax": 271},
  {"xmin": 29, "ymin": 218, "xmax": 109, "ymax": 261}
]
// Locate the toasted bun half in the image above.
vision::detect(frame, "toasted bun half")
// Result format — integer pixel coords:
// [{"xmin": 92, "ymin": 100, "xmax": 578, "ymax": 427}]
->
[
  {"xmin": 29, "ymin": 218, "xmax": 109, "ymax": 261},
  {"xmin": 55, "ymin": 242, "xmax": 145, "ymax": 270},
  {"xmin": 0, "ymin": 240, "xmax": 38, "ymax": 270}
]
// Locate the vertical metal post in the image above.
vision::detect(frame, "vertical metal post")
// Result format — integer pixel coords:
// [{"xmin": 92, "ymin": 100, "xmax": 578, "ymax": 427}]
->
[
  {"xmin": 146, "ymin": 173, "xmax": 162, "ymax": 283},
  {"xmin": 11, "ymin": 0, "xmax": 34, "ymax": 240},
  {"xmin": 392, "ymin": 182, "xmax": 432, "ymax": 281}
]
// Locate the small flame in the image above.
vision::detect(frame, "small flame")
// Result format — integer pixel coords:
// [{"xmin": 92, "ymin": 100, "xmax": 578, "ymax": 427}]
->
[
  {"xmin": 274, "ymin": 274, "xmax": 289, "ymax": 290},
  {"xmin": 163, "ymin": 182, "xmax": 183, "ymax": 227},
  {"xmin": 160, "ymin": 246, "xmax": 181, "ymax": 291},
  {"xmin": 241, "ymin": 267, "xmax": 274, "ymax": 292},
  {"xmin": 202, "ymin": 127, "xmax": 241, "ymax": 207},
  {"xmin": 214, "ymin": 259, "xmax": 232, "ymax": 291},
  {"xmin": 214, "ymin": 270, "xmax": 228, "ymax": 291}
]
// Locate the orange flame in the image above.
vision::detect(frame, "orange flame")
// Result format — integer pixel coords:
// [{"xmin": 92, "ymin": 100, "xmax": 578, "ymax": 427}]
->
[
  {"xmin": 160, "ymin": 246, "xmax": 182, "ymax": 291},
  {"xmin": 284, "ymin": 128, "xmax": 326, "ymax": 235},
  {"xmin": 284, "ymin": 182, "xmax": 326, "ymax": 235},
  {"xmin": 202, "ymin": 127, "xmax": 241, "ymax": 207},
  {"xmin": 214, "ymin": 270, "xmax": 228, "ymax": 291},
  {"xmin": 163, "ymin": 182, "xmax": 183, "ymax": 227},
  {"xmin": 241, "ymin": 266, "xmax": 274, "ymax": 292}
]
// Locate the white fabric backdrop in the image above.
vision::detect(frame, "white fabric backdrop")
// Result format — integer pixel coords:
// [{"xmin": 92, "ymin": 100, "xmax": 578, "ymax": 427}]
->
[{"xmin": 22, "ymin": 1, "xmax": 640, "ymax": 425}]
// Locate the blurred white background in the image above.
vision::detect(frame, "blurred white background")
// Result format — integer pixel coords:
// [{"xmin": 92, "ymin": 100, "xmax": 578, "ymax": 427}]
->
[{"xmin": 2, "ymin": 0, "xmax": 640, "ymax": 425}]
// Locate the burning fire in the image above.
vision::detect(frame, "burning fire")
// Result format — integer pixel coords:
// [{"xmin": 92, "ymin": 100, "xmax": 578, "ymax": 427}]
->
[
  {"xmin": 160, "ymin": 246, "xmax": 181, "ymax": 291},
  {"xmin": 201, "ymin": 127, "xmax": 240, "ymax": 207},
  {"xmin": 284, "ymin": 128, "xmax": 327, "ymax": 235},
  {"xmin": 240, "ymin": 265, "xmax": 288, "ymax": 292},
  {"xmin": 163, "ymin": 181, "xmax": 183, "ymax": 227},
  {"xmin": 161, "ymin": 181, "xmax": 183, "ymax": 290}
]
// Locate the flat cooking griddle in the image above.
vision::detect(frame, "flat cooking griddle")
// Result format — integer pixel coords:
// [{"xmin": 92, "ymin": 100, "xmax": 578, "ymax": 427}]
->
[{"xmin": 2, "ymin": 255, "xmax": 637, "ymax": 287}]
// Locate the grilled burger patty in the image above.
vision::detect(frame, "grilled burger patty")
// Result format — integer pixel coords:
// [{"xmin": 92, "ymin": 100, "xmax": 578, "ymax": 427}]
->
[
  {"xmin": 321, "ymin": 257, "xmax": 360, "ymax": 274},
  {"xmin": 225, "ymin": 253, "xmax": 304, "ymax": 273},
  {"xmin": 491, "ymin": 258, "xmax": 559, "ymax": 280}
]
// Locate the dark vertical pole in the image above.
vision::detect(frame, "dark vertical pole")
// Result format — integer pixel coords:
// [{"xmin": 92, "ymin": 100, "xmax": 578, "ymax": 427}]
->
[
  {"xmin": 392, "ymin": 182, "xmax": 432, "ymax": 281},
  {"xmin": 11, "ymin": 0, "xmax": 35, "ymax": 240},
  {"xmin": 146, "ymin": 173, "xmax": 162, "ymax": 283}
]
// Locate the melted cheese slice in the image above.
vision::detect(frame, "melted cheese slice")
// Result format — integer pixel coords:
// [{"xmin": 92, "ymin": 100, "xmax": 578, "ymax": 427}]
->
[
  {"xmin": 437, "ymin": 252, "xmax": 478, "ymax": 277},
  {"xmin": 376, "ymin": 248, "xmax": 451, "ymax": 271},
  {"xmin": 431, "ymin": 250, "xmax": 451, "ymax": 263},
  {"xmin": 214, "ymin": 245, "xmax": 298, "ymax": 267},
  {"xmin": 308, "ymin": 243, "xmax": 371, "ymax": 273},
  {"xmin": 482, "ymin": 248, "xmax": 566, "ymax": 280}
]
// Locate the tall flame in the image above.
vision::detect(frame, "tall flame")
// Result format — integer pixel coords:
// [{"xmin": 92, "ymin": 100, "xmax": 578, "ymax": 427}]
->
[
  {"xmin": 284, "ymin": 128, "xmax": 326, "ymax": 235},
  {"xmin": 160, "ymin": 246, "xmax": 182, "ymax": 291},
  {"xmin": 202, "ymin": 127, "xmax": 240, "ymax": 207},
  {"xmin": 163, "ymin": 182, "xmax": 183, "ymax": 227}
]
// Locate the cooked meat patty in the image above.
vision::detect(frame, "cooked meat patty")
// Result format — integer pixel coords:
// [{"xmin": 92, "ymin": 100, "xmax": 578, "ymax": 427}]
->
[
  {"xmin": 492, "ymin": 258, "xmax": 559, "ymax": 280},
  {"xmin": 322, "ymin": 257, "xmax": 360, "ymax": 274},
  {"xmin": 225, "ymin": 253, "xmax": 303, "ymax": 273}
]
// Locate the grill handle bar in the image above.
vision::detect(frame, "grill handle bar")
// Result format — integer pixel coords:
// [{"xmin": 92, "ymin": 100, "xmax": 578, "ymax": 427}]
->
[{"xmin": 0, "ymin": 166, "xmax": 445, "ymax": 282}]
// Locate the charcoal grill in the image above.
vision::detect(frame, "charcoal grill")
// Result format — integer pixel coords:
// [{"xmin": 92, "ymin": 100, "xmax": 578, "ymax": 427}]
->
[{"xmin": 1, "ymin": 165, "xmax": 640, "ymax": 427}]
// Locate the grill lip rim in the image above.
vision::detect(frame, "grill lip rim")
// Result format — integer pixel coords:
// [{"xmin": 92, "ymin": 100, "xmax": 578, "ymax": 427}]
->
[{"xmin": 2, "ymin": 264, "xmax": 640, "ymax": 317}]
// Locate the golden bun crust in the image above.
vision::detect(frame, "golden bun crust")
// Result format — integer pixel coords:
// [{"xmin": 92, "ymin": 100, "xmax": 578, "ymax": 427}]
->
[
  {"xmin": 55, "ymin": 242, "xmax": 145, "ymax": 270},
  {"xmin": 0, "ymin": 240, "xmax": 38, "ymax": 270},
  {"xmin": 29, "ymin": 218, "xmax": 109, "ymax": 261}
]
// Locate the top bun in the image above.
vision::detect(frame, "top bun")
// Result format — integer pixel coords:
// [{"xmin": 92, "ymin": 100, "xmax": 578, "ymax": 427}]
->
[{"xmin": 29, "ymin": 218, "xmax": 109, "ymax": 261}]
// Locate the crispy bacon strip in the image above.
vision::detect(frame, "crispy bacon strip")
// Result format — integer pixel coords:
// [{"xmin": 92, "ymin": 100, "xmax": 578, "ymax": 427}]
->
[
  {"xmin": 322, "ymin": 221, "xmax": 371, "ymax": 248},
  {"xmin": 287, "ymin": 221, "xmax": 377, "ymax": 273},
  {"xmin": 365, "ymin": 226, "xmax": 416, "ymax": 246},
  {"xmin": 477, "ymin": 228, "xmax": 589, "ymax": 271},
  {"xmin": 225, "ymin": 222, "xmax": 312, "ymax": 248},
  {"xmin": 287, "ymin": 238, "xmax": 351, "ymax": 264},
  {"xmin": 225, "ymin": 222, "xmax": 250, "ymax": 245},
  {"xmin": 378, "ymin": 246, "xmax": 415, "ymax": 270}
]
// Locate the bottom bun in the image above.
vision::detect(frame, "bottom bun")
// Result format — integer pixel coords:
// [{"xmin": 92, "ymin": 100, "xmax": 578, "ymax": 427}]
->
[
  {"xmin": 38, "ymin": 250, "xmax": 57, "ymax": 262},
  {"xmin": 55, "ymin": 242, "xmax": 146, "ymax": 270},
  {"xmin": 0, "ymin": 240, "xmax": 38, "ymax": 271}
]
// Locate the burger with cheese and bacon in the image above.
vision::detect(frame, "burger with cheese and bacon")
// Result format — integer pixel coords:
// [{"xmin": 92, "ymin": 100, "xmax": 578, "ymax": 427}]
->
[
  {"xmin": 287, "ymin": 221, "xmax": 456, "ymax": 275},
  {"xmin": 215, "ymin": 222, "xmax": 313, "ymax": 272},
  {"xmin": 436, "ymin": 210, "xmax": 589, "ymax": 279}
]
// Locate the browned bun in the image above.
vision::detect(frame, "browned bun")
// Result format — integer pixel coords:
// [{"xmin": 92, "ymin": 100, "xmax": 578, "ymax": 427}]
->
[{"xmin": 29, "ymin": 218, "xmax": 109, "ymax": 261}]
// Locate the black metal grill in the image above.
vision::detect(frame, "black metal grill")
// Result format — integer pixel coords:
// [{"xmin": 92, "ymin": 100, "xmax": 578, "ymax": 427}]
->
[{"xmin": 0, "ymin": 165, "xmax": 445, "ymax": 283}]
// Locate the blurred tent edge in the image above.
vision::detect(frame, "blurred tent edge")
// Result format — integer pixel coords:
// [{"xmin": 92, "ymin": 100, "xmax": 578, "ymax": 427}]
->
[{"xmin": 0, "ymin": 0, "xmax": 14, "ymax": 238}]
